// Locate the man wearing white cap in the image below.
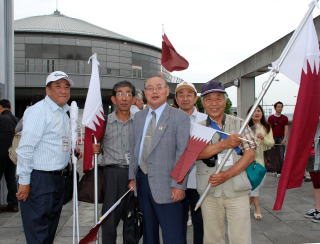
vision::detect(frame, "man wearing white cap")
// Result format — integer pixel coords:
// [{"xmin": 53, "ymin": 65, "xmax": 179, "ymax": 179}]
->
[
  {"xmin": 175, "ymin": 81, "xmax": 206, "ymax": 244},
  {"xmin": 16, "ymin": 71, "xmax": 76, "ymax": 244}
]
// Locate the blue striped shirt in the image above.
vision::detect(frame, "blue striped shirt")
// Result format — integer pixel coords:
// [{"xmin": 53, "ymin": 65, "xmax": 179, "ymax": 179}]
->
[{"xmin": 16, "ymin": 96, "xmax": 71, "ymax": 185}]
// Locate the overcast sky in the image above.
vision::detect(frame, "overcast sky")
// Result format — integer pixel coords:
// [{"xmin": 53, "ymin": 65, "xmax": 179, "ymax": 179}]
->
[{"xmin": 14, "ymin": 0, "xmax": 320, "ymax": 113}]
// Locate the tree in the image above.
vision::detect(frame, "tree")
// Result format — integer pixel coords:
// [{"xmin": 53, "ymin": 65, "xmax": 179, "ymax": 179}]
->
[{"xmin": 225, "ymin": 98, "xmax": 232, "ymax": 114}]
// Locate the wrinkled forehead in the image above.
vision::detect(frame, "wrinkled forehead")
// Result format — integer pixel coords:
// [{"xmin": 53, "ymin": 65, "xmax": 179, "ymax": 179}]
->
[{"xmin": 145, "ymin": 77, "xmax": 166, "ymax": 87}]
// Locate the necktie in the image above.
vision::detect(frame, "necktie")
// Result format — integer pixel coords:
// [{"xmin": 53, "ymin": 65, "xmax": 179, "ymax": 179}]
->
[{"xmin": 140, "ymin": 111, "xmax": 156, "ymax": 174}]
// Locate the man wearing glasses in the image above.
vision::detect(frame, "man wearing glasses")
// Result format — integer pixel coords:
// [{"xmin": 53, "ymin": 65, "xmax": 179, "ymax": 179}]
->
[
  {"xmin": 93, "ymin": 80, "xmax": 136, "ymax": 244},
  {"xmin": 129, "ymin": 75, "xmax": 190, "ymax": 244}
]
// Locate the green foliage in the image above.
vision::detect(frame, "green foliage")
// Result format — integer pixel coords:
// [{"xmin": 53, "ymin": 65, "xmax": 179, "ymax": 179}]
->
[
  {"xmin": 225, "ymin": 98, "xmax": 232, "ymax": 114},
  {"xmin": 196, "ymin": 97, "xmax": 204, "ymax": 113}
]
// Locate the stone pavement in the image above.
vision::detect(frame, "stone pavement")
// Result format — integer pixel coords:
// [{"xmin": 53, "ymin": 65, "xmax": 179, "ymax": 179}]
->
[{"xmin": 0, "ymin": 173, "xmax": 319, "ymax": 244}]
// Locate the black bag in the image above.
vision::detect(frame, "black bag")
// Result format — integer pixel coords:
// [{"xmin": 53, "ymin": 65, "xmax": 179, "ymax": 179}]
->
[
  {"xmin": 123, "ymin": 192, "xmax": 143, "ymax": 244},
  {"xmin": 63, "ymin": 163, "xmax": 79, "ymax": 205},
  {"xmin": 264, "ymin": 146, "xmax": 283, "ymax": 173},
  {"xmin": 78, "ymin": 166, "xmax": 105, "ymax": 203}
]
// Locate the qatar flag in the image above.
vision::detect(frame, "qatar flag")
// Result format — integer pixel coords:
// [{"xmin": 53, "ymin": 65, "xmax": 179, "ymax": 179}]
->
[
  {"xmin": 171, "ymin": 122, "xmax": 218, "ymax": 184},
  {"xmin": 273, "ymin": 15, "xmax": 320, "ymax": 210},
  {"xmin": 161, "ymin": 32, "xmax": 189, "ymax": 72},
  {"xmin": 82, "ymin": 54, "xmax": 105, "ymax": 172}
]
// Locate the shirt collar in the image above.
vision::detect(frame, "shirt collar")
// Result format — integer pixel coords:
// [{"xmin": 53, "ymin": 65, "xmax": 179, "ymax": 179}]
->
[
  {"xmin": 148, "ymin": 102, "xmax": 167, "ymax": 118},
  {"xmin": 191, "ymin": 107, "xmax": 198, "ymax": 118},
  {"xmin": 45, "ymin": 96, "xmax": 69, "ymax": 113},
  {"xmin": 207, "ymin": 114, "xmax": 226, "ymax": 129},
  {"xmin": 108, "ymin": 111, "xmax": 133, "ymax": 124}
]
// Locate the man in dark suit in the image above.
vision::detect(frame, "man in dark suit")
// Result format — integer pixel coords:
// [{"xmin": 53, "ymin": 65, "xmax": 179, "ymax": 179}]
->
[
  {"xmin": 129, "ymin": 75, "xmax": 190, "ymax": 244},
  {"xmin": 0, "ymin": 99, "xmax": 19, "ymax": 212}
]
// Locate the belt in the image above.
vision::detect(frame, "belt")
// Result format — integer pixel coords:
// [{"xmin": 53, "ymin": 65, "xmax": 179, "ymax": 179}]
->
[
  {"xmin": 34, "ymin": 167, "xmax": 69, "ymax": 176},
  {"xmin": 105, "ymin": 164, "xmax": 129, "ymax": 169}
]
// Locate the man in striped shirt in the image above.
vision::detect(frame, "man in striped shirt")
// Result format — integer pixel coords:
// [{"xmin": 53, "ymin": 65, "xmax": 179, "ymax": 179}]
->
[
  {"xmin": 16, "ymin": 71, "xmax": 76, "ymax": 244},
  {"xmin": 92, "ymin": 80, "xmax": 136, "ymax": 244}
]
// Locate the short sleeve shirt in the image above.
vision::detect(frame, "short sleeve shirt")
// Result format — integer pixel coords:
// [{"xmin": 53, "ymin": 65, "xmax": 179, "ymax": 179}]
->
[{"xmin": 268, "ymin": 114, "xmax": 288, "ymax": 138}]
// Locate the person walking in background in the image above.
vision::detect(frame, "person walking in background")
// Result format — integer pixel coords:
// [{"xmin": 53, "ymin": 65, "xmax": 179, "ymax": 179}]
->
[
  {"xmin": 16, "ymin": 71, "xmax": 81, "ymax": 244},
  {"xmin": 268, "ymin": 101, "xmax": 288, "ymax": 176},
  {"xmin": 175, "ymin": 81, "xmax": 206, "ymax": 244},
  {"xmin": 0, "ymin": 99, "xmax": 19, "ymax": 213},
  {"xmin": 247, "ymin": 105, "xmax": 274, "ymax": 220},
  {"xmin": 129, "ymin": 75, "xmax": 190, "ymax": 244}
]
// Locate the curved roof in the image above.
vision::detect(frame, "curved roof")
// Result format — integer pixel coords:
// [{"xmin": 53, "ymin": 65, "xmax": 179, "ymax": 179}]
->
[{"xmin": 14, "ymin": 10, "xmax": 160, "ymax": 50}]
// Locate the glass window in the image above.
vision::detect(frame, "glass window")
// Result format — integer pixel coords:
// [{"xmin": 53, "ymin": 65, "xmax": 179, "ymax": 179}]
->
[
  {"xmin": 106, "ymin": 68, "xmax": 120, "ymax": 76},
  {"xmin": 25, "ymin": 44, "xmax": 42, "ymax": 58},
  {"xmin": 132, "ymin": 65, "xmax": 142, "ymax": 78},
  {"xmin": 26, "ymin": 44, "xmax": 92, "ymax": 60}
]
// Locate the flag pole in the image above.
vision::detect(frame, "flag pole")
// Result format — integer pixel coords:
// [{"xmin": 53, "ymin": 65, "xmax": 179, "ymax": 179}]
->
[
  {"xmin": 161, "ymin": 24, "xmax": 164, "ymax": 74},
  {"xmin": 70, "ymin": 101, "xmax": 80, "ymax": 243},
  {"xmin": 195, "ymin": 0, "xmax": 319, "ymax": 211},
  {"xmin": 93, "ymin": 135, "xmax": 99, "ymax": 244}
]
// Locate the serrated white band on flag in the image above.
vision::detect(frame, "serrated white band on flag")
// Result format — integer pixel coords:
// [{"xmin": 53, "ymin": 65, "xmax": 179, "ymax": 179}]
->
[
  {"xmin": 273, "ymin": 16, "xmax": 320, "ymax": 84},
  {"xmin": 82, "ymin": 54, "xmax": 105, "ymax": 130},
  {"xmin": 190, "ymin": 122, "xmax": 218, "ymax": 142}
]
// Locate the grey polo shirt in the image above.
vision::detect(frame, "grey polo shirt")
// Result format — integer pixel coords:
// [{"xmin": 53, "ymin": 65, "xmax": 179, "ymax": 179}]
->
[{"xmin": 101, "ymin": 111, "xmax": 134, "ymax": 166}]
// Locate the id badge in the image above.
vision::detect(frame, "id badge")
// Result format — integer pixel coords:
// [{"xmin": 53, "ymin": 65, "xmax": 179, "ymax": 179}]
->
[
  {"xmin": 62, "ymin": 136, "xmax": 70, "ymax": 152},
  {"xmin": 124, "ymin": 152, "xmax": 131, "ymax": 165},
  {"xmin": 218, "ymin": 153, "xmax": 233, "ymax": 167}
]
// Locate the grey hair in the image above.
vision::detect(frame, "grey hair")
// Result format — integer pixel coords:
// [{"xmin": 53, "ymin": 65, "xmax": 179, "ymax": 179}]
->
[{"xmin": 144, "ymin": 74, "xmax": 168, "ymax": 88}]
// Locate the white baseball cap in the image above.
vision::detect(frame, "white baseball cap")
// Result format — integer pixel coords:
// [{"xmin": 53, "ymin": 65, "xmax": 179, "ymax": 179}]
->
[
  {"xmin": 175, "ymin": 81, "xmax": 197, "ymax": 93},
  {"xmin": 45, "ymin": 71, "xmax": 73, "ymax": 86}
]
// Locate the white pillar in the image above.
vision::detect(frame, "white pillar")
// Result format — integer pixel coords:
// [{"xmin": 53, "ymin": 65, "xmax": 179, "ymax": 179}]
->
[
  {"xmin": 237, "ymin": 77, "xmax": 255, "ymax": 119},
  {"xmin": 0, "ymin": 0, "xmax": 14, "ymax": 205},
  {"xmin": 0, "ymin": 0, "xmax": 15, "ymax": 104}
]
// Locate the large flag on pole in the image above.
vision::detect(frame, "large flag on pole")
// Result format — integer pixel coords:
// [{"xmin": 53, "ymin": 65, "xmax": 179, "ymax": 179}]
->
[
  {"xmin": 273, "ymin": 15, "xmax": 320, "ymax": 210},
  {"xmin": 82, "ymin": 54, "xmax": 105, "ymax": 172},
  {"xmin": 161, "ymin": 32, "xmax": 189, "ymax": 72}
]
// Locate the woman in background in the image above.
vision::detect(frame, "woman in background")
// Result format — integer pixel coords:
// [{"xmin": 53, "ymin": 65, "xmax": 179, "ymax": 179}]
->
[{"xmin": 248, "ymin": 105, "xmax": 274, "ymax": 220}]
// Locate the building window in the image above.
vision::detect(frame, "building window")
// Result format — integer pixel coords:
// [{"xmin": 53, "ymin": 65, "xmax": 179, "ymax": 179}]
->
[
  {"xmin": 26, "ymin": 44, "xmax": 92, "ymax": 60},
  {"xmin": 132, "ymin": 65, "xmax": 142, "ymax": 78},
  {"xmin": 26, "ymin": 59, "xmax": 29, "ymax": 72},
  {"xmin": 47, "ymin": 60, "xmax": 55, "ymax": 73},
  {"xmin": 132, "ymin": 52, "xmax": 160, "ymax": 78},
  {"xmin": 106, "ymin": 68, "xmax": 120, "ymax": 76}
]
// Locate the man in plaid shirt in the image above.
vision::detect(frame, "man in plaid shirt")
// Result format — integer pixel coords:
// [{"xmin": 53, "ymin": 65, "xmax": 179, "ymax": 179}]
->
[{"xmin": 196, "ymin": 80, "xmax": 256, "ymax": 244}]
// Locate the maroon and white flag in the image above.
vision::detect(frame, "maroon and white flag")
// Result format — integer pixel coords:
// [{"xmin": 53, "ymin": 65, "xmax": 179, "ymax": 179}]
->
[
  {"xmin": 161, "ymin": 32, "xmax": 189, "ymax": 72},
  {"xmin": 82, "ymin": 54, "xmax": 105, "ymax": 172},
  {"xmin": 171, "ymin": 122, "xmax": 218, "ymax": 184},
  {"xmin": 273, "ymin": 15, "xmax": 320, "ymax": 210}
]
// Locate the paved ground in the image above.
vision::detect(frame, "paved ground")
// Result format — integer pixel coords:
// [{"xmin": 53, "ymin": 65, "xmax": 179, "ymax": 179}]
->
[{"xmin": 0, "ymin": 173, "xmax": 319, "ymax": 244}]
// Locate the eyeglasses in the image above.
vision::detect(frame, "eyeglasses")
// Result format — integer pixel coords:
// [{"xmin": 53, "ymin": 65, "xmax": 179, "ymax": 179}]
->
[
  {"xmin": 145, "ymin": 86, "xmax": 167, "ymax": 92},
  {"xmin": 115, "ymin": 92, "xmax": 133, "ymax": 97}
]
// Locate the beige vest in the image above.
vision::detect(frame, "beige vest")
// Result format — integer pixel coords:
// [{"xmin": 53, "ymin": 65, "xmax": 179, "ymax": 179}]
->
[{"xmin": 196, "ymin": 114, "xmax": 251, "ymax": 198}]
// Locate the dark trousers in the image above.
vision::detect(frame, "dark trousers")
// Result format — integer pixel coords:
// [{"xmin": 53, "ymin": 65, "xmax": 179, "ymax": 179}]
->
[
  {"xmin": 182, "ymin": 189, "xmax": 203, "ymax": 244},
  {"xmin": 0, "ymin": 156, "xmax": 18, "ymax": 207},
  {"xmin": 136, "ymin": 169, "xmax": 186, "ymax": 244},
  {"xmin": 20, "ymin": 170, "xmax": 65, "ymax": 244},
  {"xmin": 101, "ymin": 166, "xmax": 130, "ymax": 244},
  {"xmin": 274, "ymin": 137, "xmax": 286, "ymax": 173}
]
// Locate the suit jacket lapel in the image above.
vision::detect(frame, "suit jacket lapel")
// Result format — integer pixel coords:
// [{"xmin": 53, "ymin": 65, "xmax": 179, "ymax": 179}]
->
[
  {"xmin": 149, "ymin": 104, "xmax": 170, "ymax": 153},
  {"xmin": 137, "ymin": 109, "xmax": 148, "ymax": 147}
]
